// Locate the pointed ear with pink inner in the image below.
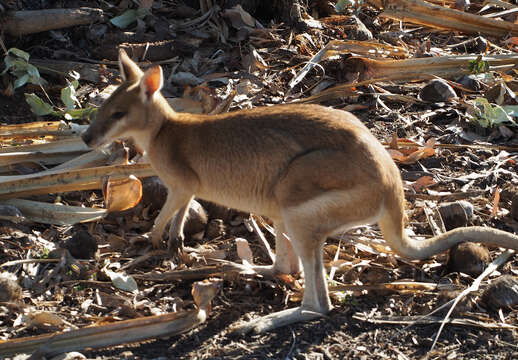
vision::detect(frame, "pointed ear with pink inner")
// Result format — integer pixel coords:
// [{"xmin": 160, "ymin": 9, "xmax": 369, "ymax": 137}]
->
[{"xmin": 139, "ymin": 66, "xmax": 163, "ymax": 103}]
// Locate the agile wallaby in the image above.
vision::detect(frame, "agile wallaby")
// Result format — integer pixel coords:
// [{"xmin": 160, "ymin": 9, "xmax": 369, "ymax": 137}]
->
[{"xmin": 82, "ymin": 49, "xmax": 518, "ymax": 334}]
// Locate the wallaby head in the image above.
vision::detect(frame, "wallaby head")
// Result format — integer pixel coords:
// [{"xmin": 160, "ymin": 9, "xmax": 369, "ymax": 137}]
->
[{"xmin": 81, "ymin": 49, "xmax": 166, "ymax": 149}]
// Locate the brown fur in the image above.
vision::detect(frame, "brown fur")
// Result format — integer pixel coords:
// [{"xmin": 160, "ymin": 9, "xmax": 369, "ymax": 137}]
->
[{"xmin": 81, "ymin": 49, "xmax": 518, "ymax": 334}]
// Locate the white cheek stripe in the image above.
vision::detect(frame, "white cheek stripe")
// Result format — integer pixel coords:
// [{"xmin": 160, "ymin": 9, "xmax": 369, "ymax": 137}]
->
[{"xmin": 104, "ymin": 120, "xmax": 128, "ymax": 142}]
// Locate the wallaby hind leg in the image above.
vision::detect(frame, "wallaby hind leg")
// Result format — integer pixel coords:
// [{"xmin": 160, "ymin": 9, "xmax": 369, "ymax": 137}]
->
[
  {"xmin": 234, "ymin": 217, "xmax": 330, "ymax": 334},
  {"xmin": 251, "ymin": 221, "xmax": 301, "ymax": 277}
]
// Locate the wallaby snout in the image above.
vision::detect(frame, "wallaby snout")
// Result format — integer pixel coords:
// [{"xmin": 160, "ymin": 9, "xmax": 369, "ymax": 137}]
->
[{"xmin": 81, "ymin": 129, "xmax": 93, "ymax": 147}]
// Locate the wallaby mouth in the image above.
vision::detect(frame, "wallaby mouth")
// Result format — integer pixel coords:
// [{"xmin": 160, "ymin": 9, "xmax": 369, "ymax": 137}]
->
[
  {"xmin": 81, "ymin": 129, "xmax": 105, "ymax": 148},
  {"xmin": 81, "ymin": 130, "xmax": 92, "ymax": 147}
]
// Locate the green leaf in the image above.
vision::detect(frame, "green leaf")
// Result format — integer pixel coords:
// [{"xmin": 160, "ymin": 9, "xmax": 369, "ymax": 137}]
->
[
  {"xmin": 136, "ymin": 7, "xmax": 150, "ymax": 18},
  {"xmin": 110, "ymin": 9, "xmax": 138, "ymax": 29},
  {"xmin": 469, "ymin": 56, "xmax": 489, "ymax": 74},
  {"xmin": 24, "ymin": 93, "xmax": 54, "ymax": 116},
  {"xmin": 64, "ymin": 107, "xmax": 94, "ymax": 120},
  {"xmin": 8, "ymin": 58, "xmax": 30, "ymax": 72},
  {"xmin": 61, "ymin": 82, "xmax": 79, "ymax": 110},
  {"xmin": 2, "ymin": 55, "xmax": 15, "ymax": 74},
  {"xmin": 502, "ymin": 105, "xmax": 518, "ymax": 118},
  {"xmin": 13, "ymin": 74, "xmax": 29, "ymax": 89},
  {"xmin": 7, "ymin": 48, "xmax": 30, "ymax": 62},
  {"xmin": 26, "ymin": 64, "xmax": 41, "ymax": 79},
  {"xmin": 469, "ymin": 98, "xmax": 516, "ymax": 128}
]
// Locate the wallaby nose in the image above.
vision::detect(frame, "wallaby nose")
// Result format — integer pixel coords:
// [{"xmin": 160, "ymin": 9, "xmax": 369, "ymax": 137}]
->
[{"xmin": 81, "ymin": 130, "xmax": 92, "ymax": 146}]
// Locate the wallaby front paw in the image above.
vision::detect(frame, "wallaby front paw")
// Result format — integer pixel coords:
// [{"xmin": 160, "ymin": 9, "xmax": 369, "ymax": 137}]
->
[
  {"xmin": 167, "ymin": 234, "xmax": 185, "ymax": 261},
  {"xmin": 151, "ymin": 229, "xmax": 165, "ymax": 249}
]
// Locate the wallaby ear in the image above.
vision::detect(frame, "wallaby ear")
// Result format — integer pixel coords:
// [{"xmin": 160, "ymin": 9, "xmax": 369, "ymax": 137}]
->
[
  {"xmin": 139, "ymin": 66, "xmax": 163, "ymax": 103},
  {"xmin": 118, "ymin": 49, "xmax": 143, "ymax": 82}
]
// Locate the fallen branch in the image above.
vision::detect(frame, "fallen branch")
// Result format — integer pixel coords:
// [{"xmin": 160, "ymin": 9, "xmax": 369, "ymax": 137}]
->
[
  {"xmin": 0, "ymin": 122, "xmax": 87, "ymax": 142},
  {"xmin": 134, "ymin": 262, "xmax": 251, "ymax": 282},
  {"xmin": 0, "ymin": 137, "xmax": 89, "ymax": 168},
  {"xmin": 0, "ymin": 199, "xmax": 106, "ymax": 225},
  {"xmin": 296, "ymin": 54, "xmax": 518, "ymax": 104},
  {"xmin": 0, "ymin": 280, "xmax": 221, "ymax": 358},
  {"xmin": 288, "ymin": 39, "xmax": 409, "ymax": 90},
  {"xmin": 2, "ymin": 8, "xmax": 104, "ymax": 36},
  {"xmin": 0, "ymin": 163, "xmax": 155, "ymax": 199},
  {"xmin": 347, "ymin": 54, "xmax": 518, "ymax": 81},
  {"xmin": 380, "ymin": 0, "xmax": 518, "ymax": 37}
]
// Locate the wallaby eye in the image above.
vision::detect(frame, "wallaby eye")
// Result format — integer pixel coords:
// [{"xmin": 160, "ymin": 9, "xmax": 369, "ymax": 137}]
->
[{"xmin": 111, "ymin": 111, "xmax": 126, "ymax": 120}]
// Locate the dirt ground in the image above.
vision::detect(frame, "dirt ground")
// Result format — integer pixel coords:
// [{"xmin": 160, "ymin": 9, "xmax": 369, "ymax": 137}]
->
[{"xmin": 1, "ymin": 1, "xmax": 518, "ymax": 359}]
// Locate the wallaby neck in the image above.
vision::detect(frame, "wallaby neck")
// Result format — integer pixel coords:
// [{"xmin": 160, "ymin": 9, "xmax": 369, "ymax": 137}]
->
[{"xmin": 130, "ymin": 94, "xmax": 178, "ymax": 153}]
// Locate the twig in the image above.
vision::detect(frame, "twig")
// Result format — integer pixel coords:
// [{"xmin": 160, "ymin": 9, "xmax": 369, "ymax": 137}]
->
[
  {"xmin": 405, "ymin": 190, "xmax": 488, "ymax": 201},
  {"xmin": 429, "ymin": 249, "xmax": 515, "ymax": 352},
  {"xmin": 248, "ymin": 215, "xmax": 275, "ymax": 263},
  {"xmin": 284, "ymin": 329, "xmax": 297, "ymax": 360},
  {"xmin": 1, "ymin": 258, "xmax": 59, "ymax": 268}
]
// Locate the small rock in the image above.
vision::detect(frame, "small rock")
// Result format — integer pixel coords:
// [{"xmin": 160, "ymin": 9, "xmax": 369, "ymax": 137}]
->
[
  {"xmin": 481, "ymin": 275, "xmax": 518, "ymax": 310},
  {"xmin": 419, "ymin": 79, "xmax": 457, "ymax": 102},
  {"xmin": 141, "ymin": 177, "xmax": 168, "ymax": 212},
  {"xmin": 438, "ymin": 201, "xmax": 472, "ymax": 231},
  {"xmin": 63, "ymin": 231, "xmax": 98, "ymax": 259},
  {"xmin": 446, "ymin": 242, "xmax": 490, "ymax": 277},
  {"xmin": 0, "ymin": 272, "xmax": 22, "ymax": 302},
  {"xmin": 456, "ymin": 75, "xmax": 482, "ymax": 92}
]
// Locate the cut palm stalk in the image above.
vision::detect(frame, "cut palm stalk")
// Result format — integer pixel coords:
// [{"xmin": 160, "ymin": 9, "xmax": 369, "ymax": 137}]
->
[{"xmin": 0, "ymin": 163, "xmax": 155, "ymax": 199}]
